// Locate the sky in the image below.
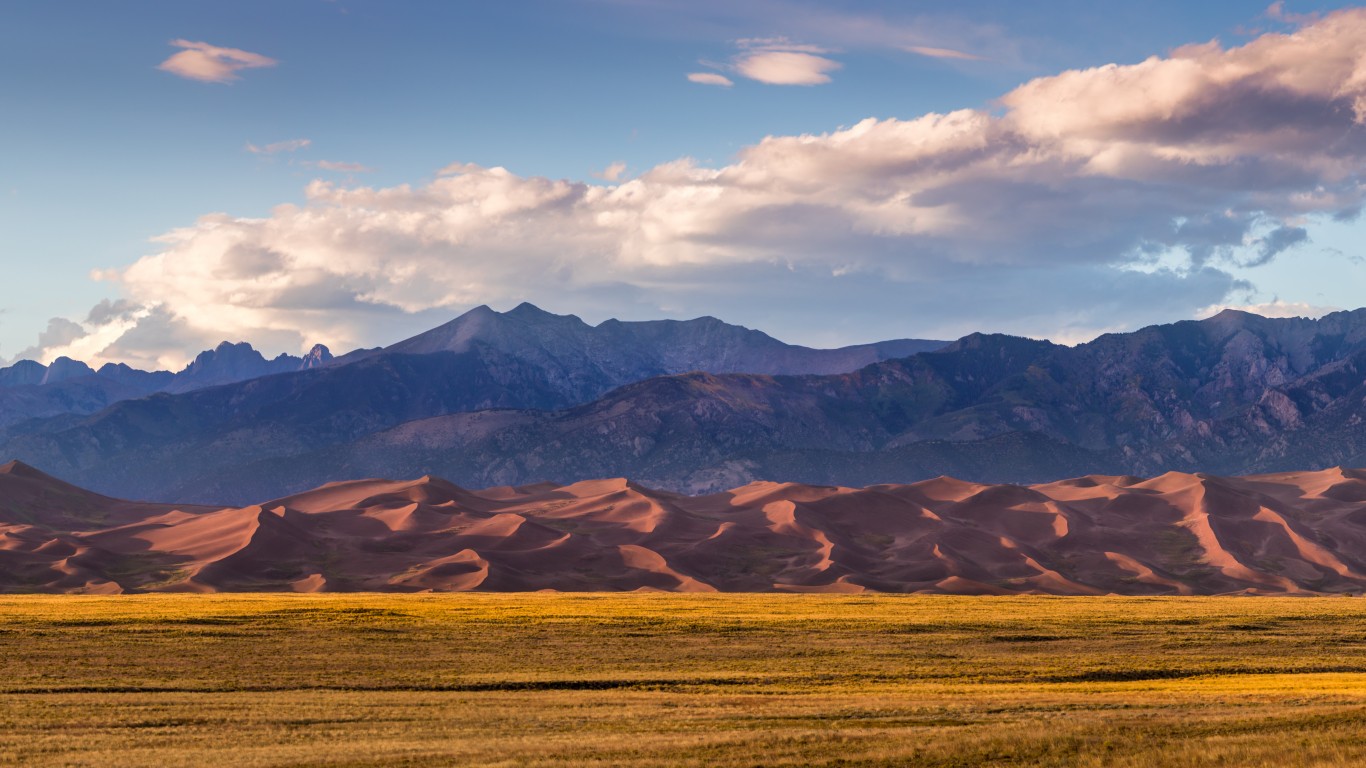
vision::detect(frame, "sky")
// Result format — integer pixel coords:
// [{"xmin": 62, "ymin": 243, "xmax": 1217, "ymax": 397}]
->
[{"xmin": 4, "ymin": 0, "xmax": 1366, "ymax": 369}]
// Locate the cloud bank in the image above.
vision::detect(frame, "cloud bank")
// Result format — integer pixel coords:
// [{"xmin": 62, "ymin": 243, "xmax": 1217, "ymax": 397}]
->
[{"xmin": 29, "ymin": 10, "xmax": 1366, "ymax": 368}]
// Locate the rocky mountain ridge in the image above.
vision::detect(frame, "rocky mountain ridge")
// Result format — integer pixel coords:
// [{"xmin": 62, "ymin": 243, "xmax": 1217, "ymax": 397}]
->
[{"xmin": 0, "ymin": 304, "xmax": 942, "ymax": 431}]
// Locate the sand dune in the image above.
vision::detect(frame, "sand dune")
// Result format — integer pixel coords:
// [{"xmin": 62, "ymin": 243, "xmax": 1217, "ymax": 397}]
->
[{"xmin": 7, "ymin": 460, "xmax": 1366, "ymax": 594}]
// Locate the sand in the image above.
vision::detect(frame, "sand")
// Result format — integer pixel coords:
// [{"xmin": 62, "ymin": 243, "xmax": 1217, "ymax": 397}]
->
[{"xmin": 5, "ymin": 460, "xmax": 1366, "ymax": 594}]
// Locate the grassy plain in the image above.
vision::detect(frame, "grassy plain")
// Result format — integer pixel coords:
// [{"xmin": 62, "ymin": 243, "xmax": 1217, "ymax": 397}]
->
[{"xmin": 2, "ymin": 594, "xmax": 1366, "ymax": 766}]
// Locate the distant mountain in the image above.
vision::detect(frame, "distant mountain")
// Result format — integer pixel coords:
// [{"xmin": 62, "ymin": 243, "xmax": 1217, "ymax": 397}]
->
[
  {"xmin": 329, "ymin": 308, "xmax": 1366, "ymax": 494},
  {"xmin": 0, "ymin": 369, "xmax": 171, "ymax": 431},
  {"xmin": 0, "ymin": 343, "xmax": 334, "ymax": 427},
  {"xmin": 163, "ymin": 342, "xmax": 335, "ymax": 394},
  {"xmin": 4, "ymin": 460, "xmax": 1366, "ymax": 595},
  {"xmin": 15, "ymin": 306, "xmax": 1366, "ymax": 504},
  {"xmin": 383, "ymin": 302, "xmax": 946, "ymax": 380},
  {"xmin": 0, "ymin": 305, "xmax": 948, "ymax": 500},
  {"xmin": 0, "ymin": 304, "xmax": 941, "ymax": 432},
  {"xmin": 0, "ymin": 357, "xmax": 168, "ymax": 430},
  {"xmin": 26, "ymin": 305, "xmax": 1366, "ymax": 505}
]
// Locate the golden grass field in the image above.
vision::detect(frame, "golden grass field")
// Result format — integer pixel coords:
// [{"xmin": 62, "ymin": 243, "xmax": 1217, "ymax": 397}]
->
[{"xmin": 3, "ymin": 595, "xmax": 1366, "ymax": 766}]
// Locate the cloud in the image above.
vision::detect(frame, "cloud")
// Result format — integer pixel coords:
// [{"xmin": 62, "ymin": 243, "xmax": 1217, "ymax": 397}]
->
[
  {"xmin": 647, "ymin": 1, "xmax": 1020, "ymax": 70},
  {"xmin": 734, "ymin": 51, "xmax": 841, "ymax": 85},
  {"xmin": 594, "ymin": 161, "xmax": 628, "ymax": 182},
  {"xmin": 1250, "ymin": 225, "xmax": 1309, "ymax": 267},
  {"xmin": 246, "ymin": 138, "xmax": 311, "ymax": 155},
  {"xmin": 307, "ymin": 160, "xmax": 374, "ymax": 173},
  {"xmin": 84, "ymin": 299, "xmax": 140, "ymax": 326},
  {"xmin": 906, "ymin": 45, "xmax": 984, "ymax": 61},
  {"xmin": 157, "ymin": 39, "xmax": 277, "ymax": 83},
  {"xmin": 731, "ymin": 39, "xmax": 841, "ymax": 85},
  {"xmin": 1265, "ymin": 1, "xmax": 1320, "ymax": 25},
  {"xmin": 11, "ymin": 318, "xmax": 86, "ymax": 363},
  {"xmin": 34, "ymin": 9, "xmax": 1366, "ymax": 367},
  {"xmin": 687, "ymin": 72, "xmax": 734, "ymax": 87}
]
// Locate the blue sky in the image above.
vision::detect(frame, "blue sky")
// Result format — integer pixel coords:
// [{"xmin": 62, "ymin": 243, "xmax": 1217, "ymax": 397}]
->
[{"xmin": 3, "ymin": 1, "xmax": 1365, "ymax": 368}]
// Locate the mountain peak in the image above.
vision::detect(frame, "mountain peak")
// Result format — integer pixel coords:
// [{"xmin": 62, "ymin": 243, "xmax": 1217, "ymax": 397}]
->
[
  {"xmin": 41, "ymin": 357, "xmax": 96, "ymax": 385},
  {"xmin": 182, "ymin": 342, "xmax": 268, "ymax": 375},
  {"xmin": 506, "ymin": 302, "xmax": 563, "ymax": 320},
  {"xmin": 301, "ymin": 344, "xmax": 334, "ymax": 368},
  {"xmin": 1203, "ymin": 308, "xmax": 1259, "ymax": 324},
  {"xmin": 0, "ymin": 359, "xmax": 48, "ymax": 387},
  {"xmin": 0, "ymin": 460, "xmax": 47, "ymax": 479}
]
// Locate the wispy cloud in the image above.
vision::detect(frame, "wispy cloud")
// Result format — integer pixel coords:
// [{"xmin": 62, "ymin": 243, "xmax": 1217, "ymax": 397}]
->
[
  {"xmin": 906, "ymin": 45, "xmax": 984, "ymax": 61},
  {"xmin": 646, "ymin": 0, "xmax": 1007, "ymax": 74},
  {"xmin": 246, "ymin": 138, "xmax": 311, "ymax": 155},
  {"xmin": 687, "ymin": 72, "xmax": 734, "ymax": 87},
  {"xmin": 157, "ymin": 39, "xmax": 277, "ymax": 83},
  {"xmin": 307, "ymin": 160, "xmax": 374, "ymax": 173}
]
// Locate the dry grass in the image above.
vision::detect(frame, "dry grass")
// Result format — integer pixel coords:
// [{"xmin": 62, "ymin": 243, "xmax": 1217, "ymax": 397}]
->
[{"xmin": 3, "ymin": 594, "xmax": 1366, "ymax": 766}]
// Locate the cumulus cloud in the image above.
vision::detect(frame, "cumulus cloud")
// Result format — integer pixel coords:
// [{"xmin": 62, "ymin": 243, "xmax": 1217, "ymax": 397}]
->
[
  {"xmin": 246, "ymin": 138, "xmax": 311, "ymax": 155},
  {"xmin": 158, "ymin": 39, "xmax": 277, "ymax": 83},
  {"xmin": 35, "ymin": 9, "xmax": 1366, "ymax": 367},
  {"xmin": 687, "ymin": 72, "xmax": 734, "ymax": 86}
]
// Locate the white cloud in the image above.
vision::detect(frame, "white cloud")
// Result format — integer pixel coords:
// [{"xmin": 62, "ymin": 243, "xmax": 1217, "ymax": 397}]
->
[
  {"xmin": 731, "ymin": 38, "xmax": 841, "ymax": 85},
  {"xmin": 687, "ymin": 72, "xmax": 734, "ymax": 87},
  {"xmin": 35, "ymin": 9, "xmax": 1366, "ymax": 367},
  {"xmin": 246, "ymin": 138, "xmax": 311, "ymax": 155},
  {"xmin": 157, "ymin": 39, "xmax": 277, "ymax": 83},
  {"xmin": 734, "ymin": 51, "xmax": 841, "ymax": 85}
]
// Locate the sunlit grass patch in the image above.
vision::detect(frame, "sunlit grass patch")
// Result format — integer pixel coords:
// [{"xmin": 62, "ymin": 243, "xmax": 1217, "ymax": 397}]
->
[{"xmin": 2, "ymin": 594, "xmax": 1366, "ymax": 766}]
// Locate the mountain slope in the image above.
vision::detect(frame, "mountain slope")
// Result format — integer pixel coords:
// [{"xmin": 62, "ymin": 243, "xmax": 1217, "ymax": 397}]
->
[{"xmin": 5, "ymin": 463, "xmax": 1366, "ymax": 595}]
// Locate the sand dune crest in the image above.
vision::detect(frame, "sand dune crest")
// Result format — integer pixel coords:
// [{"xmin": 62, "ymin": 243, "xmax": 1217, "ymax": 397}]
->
[{"xmin": 5, "ymin": 464, "xmax": 1366, "ymax": 594}]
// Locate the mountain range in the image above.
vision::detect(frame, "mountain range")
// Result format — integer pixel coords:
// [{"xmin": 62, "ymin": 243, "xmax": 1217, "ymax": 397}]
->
[
  {"xmin": 0, "ymin": 304, "xmax": 946, "ymax": 501},
  {"xmin": 4, "ymin": 459, "xmax": 1366, "ymax": 595},
  {"xmin": 0, "ymin": 341, "xmax": 335, "ymax": 430},
  {"xmin": 5, "ymin": 303, "xmax": 1366, "ymax": 504}
]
